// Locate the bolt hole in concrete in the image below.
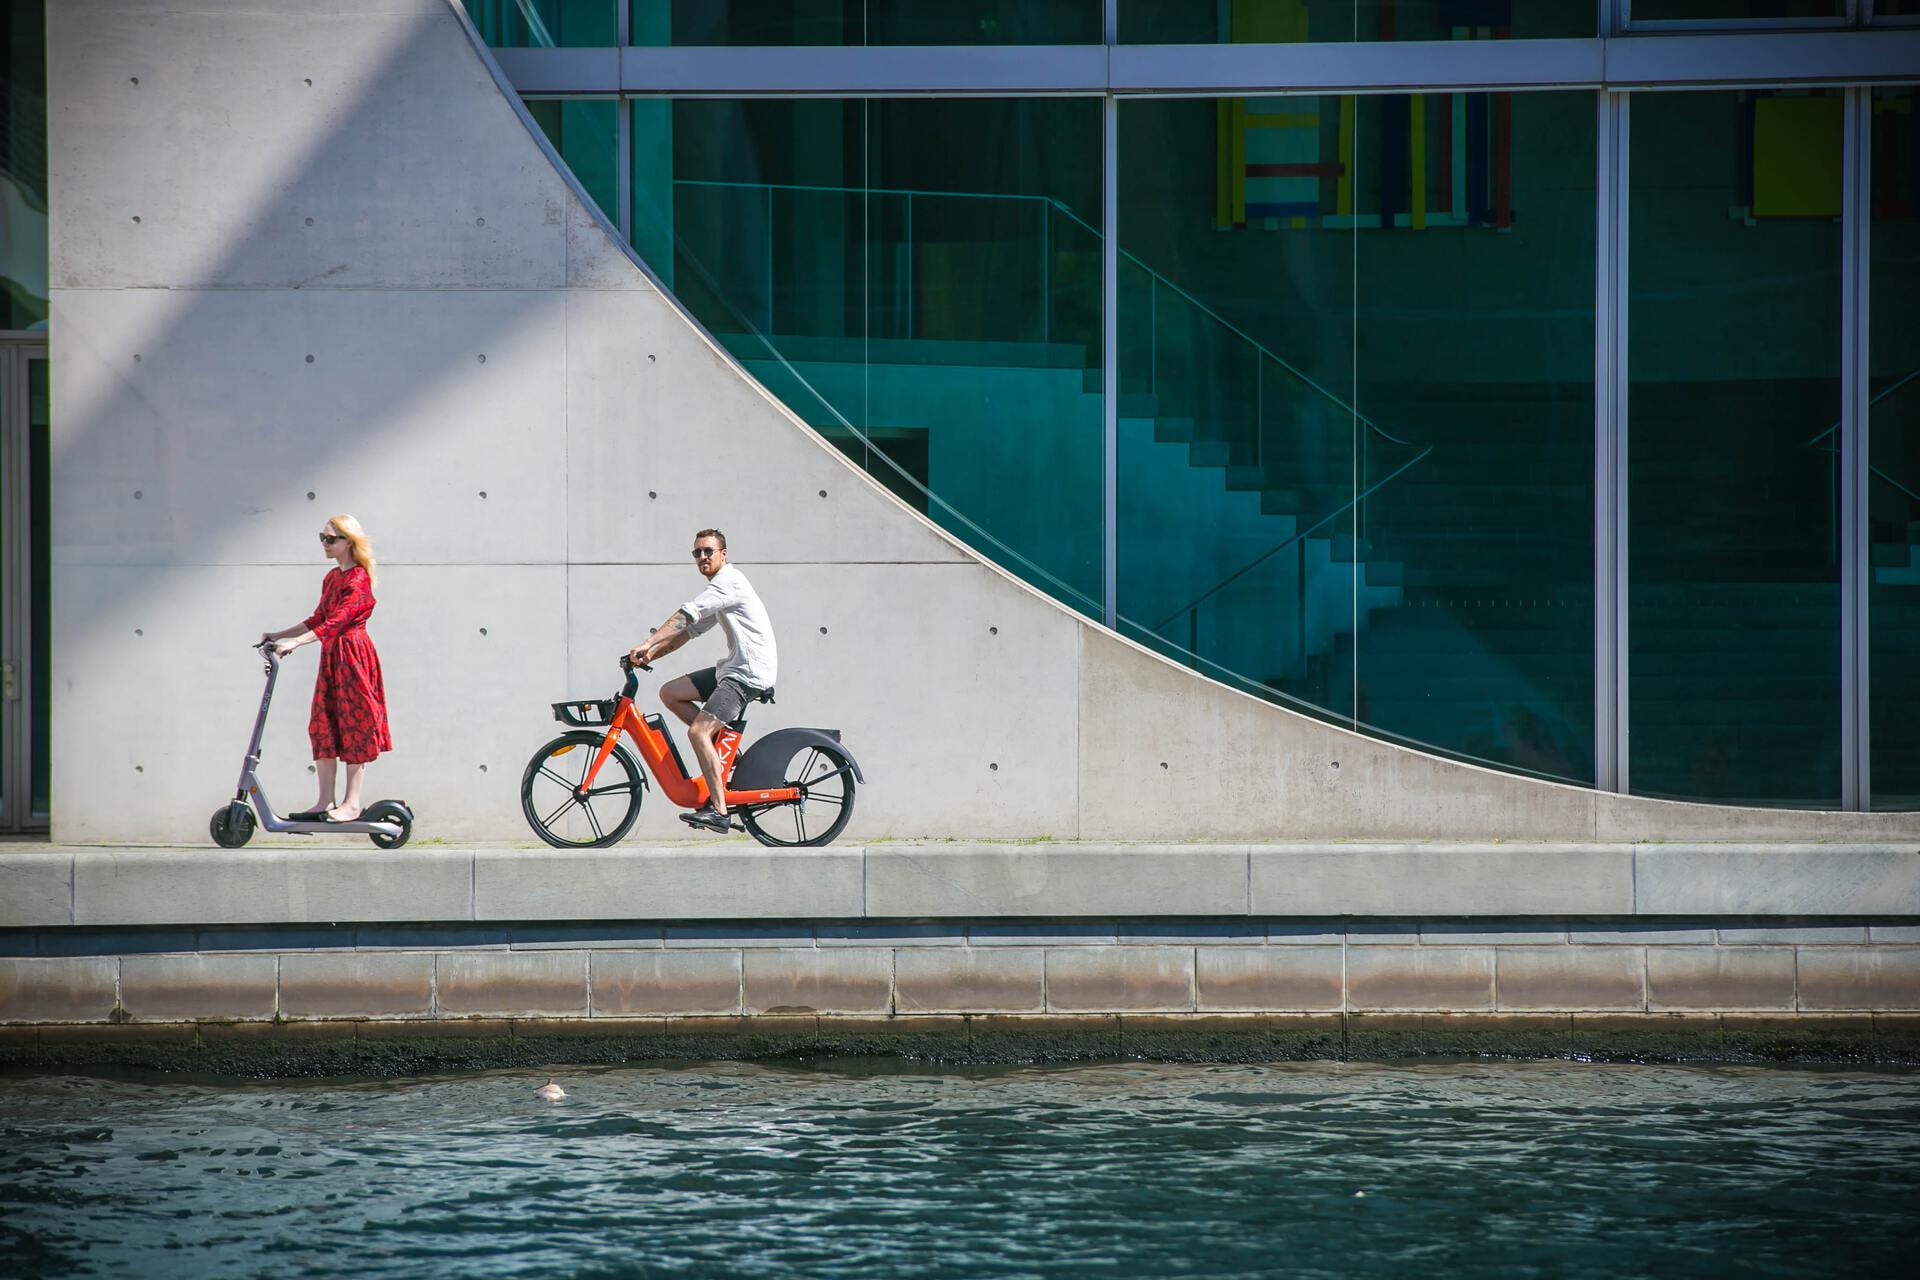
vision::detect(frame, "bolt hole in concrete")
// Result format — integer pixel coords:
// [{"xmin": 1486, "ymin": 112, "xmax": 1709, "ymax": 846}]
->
[
  {"xmin": 306, "ymin": 492, "xmax": 315, "ymax": 501},
  {"xmin": 647, "ymin": 354, "xmax": 656, "ymax": 363},
  {"xmin": 129, "ymin": 76, "xmax": 137, "ymax": 84},
  {"xmin": 133, "ymin": 490, "xmax": 141, "ymax": 499},
  {"xmin": 134, "ymin": 766, "xmax": 142, "ymax": 773},
  {"xmin": 989, "ymin": 763, "xmax": 998, "ymax": 771},
  {"xmin": 819, "ymin": 490, "xmax": 827, "ymax": 498},
  {"xmin": 479, "ymin": 491, "xmax": 487, "ymax": 499},
  {"xmin": 134, "ymin": 629, "xmax": 143, "ymax": 637},
  {"xmin": 1160, "ymin": 761, "xmax": 1168, "ymax": 769},
  {"xmin": 305, "ymin": 355, "xmax": 314, "ymax": 363},
  {"xmin": 819, "ymin": 627, "xmax": 827, "ymax": 635},
  {"xmin": 303, "ymin": 78, "xmax": 311, "ymax": 86},
  {"xmin": 989, "ymin": 626, "xmax": 998, "ymax": 635},
  {"xmin": 479, "ymin": 764, "xmax": 488, "ymax": 773},
  {"xmin": 648, "ymin": 491, "xmax": 657, "ymax": 499},
  {"xmin": 477, "ymin": 354, "xmax": 486, "ymax": 363},
  {"xmin": 1331, "ymin": 761, "xmax": 1340, "ymax": 769},
  {"xmin": 304, "ymin": 217, "xmax": 313, "ymax": 226},
  {"xmin": 479, "ymin": 628, "xmax": 488, "ymax": 636},
  {"xmin": 132, "ymin": 354, "xmax": 140, "ymax": 362},
  {"xmin": 131, "ymin": 215, "xmax": 140, "ymax": 223},
  {"xmin": 475, "ymin": 217, "xmax": 485, "ymax": 227}
]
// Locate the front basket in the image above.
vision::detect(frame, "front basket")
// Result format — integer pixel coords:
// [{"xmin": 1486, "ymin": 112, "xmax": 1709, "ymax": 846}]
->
[{"xmin": 552, "ymin": 699, "xmax": 617, "ymax": 727}]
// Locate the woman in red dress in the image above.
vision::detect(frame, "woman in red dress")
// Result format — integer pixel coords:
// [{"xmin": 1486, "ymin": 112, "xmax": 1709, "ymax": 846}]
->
[{"xmin": 259, "ymin": 515, "xmax": 392, "ymax": 822}]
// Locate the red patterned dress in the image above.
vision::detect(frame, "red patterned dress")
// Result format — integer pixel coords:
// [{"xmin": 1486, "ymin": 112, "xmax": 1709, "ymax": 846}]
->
[{"xmin": 302, "ymin": 565, "xmax": 392, "ymax": 764}]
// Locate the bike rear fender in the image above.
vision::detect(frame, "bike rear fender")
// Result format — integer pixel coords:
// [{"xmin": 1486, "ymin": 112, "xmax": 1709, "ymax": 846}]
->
[{"xmin": 732, "ymin": 728, "xmax": 865, "ymax": 791}]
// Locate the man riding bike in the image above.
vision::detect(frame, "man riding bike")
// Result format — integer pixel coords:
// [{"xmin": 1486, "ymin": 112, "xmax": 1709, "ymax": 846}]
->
[{"xmin": 629, "ymin": 528, "xmax": 779, "ymax": 833}]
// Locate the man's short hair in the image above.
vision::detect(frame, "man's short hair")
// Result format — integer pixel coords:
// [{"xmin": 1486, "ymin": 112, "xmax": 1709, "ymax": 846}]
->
[{"xmin": 695, "ymin": 528, "xmax": 727, "ymax": 551}]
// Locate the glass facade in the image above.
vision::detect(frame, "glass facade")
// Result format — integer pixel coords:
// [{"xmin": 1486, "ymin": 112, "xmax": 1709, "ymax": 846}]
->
[
  {"xmin": 1871, "ymin": 87, "xmax": 1920, "ymax": 809},
  {"xmin": 472, "ymin": 14, "xmax": 1920, "ymax": 810},
  {"xmin": 1628, "ymin": 90, "xmax": 1842, "ymax": 806},
  {"xmin": 1120, "ymin": 2, "xmax": 1595, "ymax": 42},
  {"xmin": 464, "ymin": 0, "xmax": 615, "ymax": 47},
  {"xmin": 1118, "ymin": 92, "xmax": 1595, "ymax": 778},
  {"xmin": 0, "ymin": 0, "xmax": 47, "ymax": 331},
  {"xmin": 630, "ymin": 98, "xmax": 1104, "ymax": 608}
]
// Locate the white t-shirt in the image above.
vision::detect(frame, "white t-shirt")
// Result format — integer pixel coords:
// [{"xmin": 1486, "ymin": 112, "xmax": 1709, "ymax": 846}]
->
[{"xmin": 680, "ymin": 562, "xmax": 779, "ymax": 690}]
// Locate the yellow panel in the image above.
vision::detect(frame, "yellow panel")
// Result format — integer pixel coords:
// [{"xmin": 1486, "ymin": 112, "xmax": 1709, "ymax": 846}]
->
[
  {"xmin": 1337, "ymin": 96, "xmax": 1353, "ymax": 217},
  {"xmin": 1753, "ymin": 96, "xmax": 1842, "ymax": 219},
  {"xmin": 1410, "ymin": 94, "xmax": 1427, "ymax": 231},
  {"xmin": 1233, "ymin": 0, "xmax": 1308, "ymax": 44}
]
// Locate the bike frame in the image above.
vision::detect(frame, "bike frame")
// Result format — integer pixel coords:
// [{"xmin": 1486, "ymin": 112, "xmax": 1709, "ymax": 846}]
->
[{"xmin": 581, "ymin": 692, "xmax": 800, "ymax": 810}]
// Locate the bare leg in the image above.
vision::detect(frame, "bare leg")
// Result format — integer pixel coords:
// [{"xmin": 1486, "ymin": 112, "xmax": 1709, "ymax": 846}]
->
[
  {"xmin": 329, "ymin": 763, "xmax": 367, "ymax": 822},
  {"xmin": 312, "ymin": 758, "xmax": 339, "ymax": 813},
  {"xmin": 687, "ymin": 710, "xmax": 728, "ymax": 816},
  {"xmin": 659, "ymin": 676, "xmax": 701, "ymax": 728}
]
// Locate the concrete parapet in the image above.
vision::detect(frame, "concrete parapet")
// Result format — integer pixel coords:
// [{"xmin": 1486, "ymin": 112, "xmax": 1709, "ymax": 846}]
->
[{"xmin": 21, "ymin": 841, "xmax": 1920, "ymax": 927}]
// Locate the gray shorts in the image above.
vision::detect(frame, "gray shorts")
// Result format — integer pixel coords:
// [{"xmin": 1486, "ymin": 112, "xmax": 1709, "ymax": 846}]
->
[{"xmin": 687, "ymin": 666, "xmax": 761, "ymax": 724}]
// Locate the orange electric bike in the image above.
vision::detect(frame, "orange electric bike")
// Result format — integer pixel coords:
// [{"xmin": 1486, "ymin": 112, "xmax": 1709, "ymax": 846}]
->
[{"xmin": 519, "ymin": 655, "xmax": 862, "ymax": 849}]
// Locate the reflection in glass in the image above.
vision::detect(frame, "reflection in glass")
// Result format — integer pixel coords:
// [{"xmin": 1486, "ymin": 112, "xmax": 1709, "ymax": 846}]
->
[
  {"xmin": 463, "ymin": 0, "xmax": 615, "ymax": 47},
  {"xmin": 29, "ymin": 356, "xmax": 47, "ymax": 815},
  {"xmin": 632, "ymin": 99, "xmax": 1104, "ymax": 608},
  {"xmin": 1120, "ymin": 1, "xmax": 1593, "ymax": 43},
  {"xmin": 631, "ymin": 1, "xmax": 1098, "ymax": 45},
  {"xmin": 1628, "ymin": 90, "xmax": 1841, "ymax": 806},
  {"xmin": 0, "ymin": 1, "xmax": 47, "ymax": 331},
  {"xmin": 1870, "ymin": 87, "xmax": 1920, "ymax": 809},
  {"xmin": 1119, "ymin": 93, "xmax": 1595, "ymax": 779}
]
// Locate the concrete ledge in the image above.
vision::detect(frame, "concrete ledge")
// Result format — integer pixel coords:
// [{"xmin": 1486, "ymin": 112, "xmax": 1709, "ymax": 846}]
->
[
  {"xmin": 3, "ymin": 1010, "xmax": 1914, "ymax": 1075},
  {"xmin": 11, "ymin": 841, "xmax": 1916, "ymax": 927}
]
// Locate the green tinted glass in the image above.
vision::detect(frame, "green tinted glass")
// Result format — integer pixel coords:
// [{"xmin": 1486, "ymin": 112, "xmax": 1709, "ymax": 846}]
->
[
  {"xmin": 1119, "ymin": 93, "xmax": 1595, "ymax": 779},
  {"xmin": 0, "ymin": 0, "xmax": 47, "ymax": 331},
  {"xmin": 631, "ymin": 1, "xmax": 1098, "ymax": 45},
  {"xmin": 1628, "ymin": 90, "xmax": 1842, "ymax": 806},
  {"xmin": 1870, "ymin": 87, "xmax": 1920, "ymax": 810},
  {"xmin": 29, "ymin": 355, "xmax": 47, "ymax": 816},
  {"xmin": 631, "ymin": 98, "xmax": 1104, "ymax": 609},
  {"xmin": 527, "ymin": 99, "xmax": 619, "ymax": 220},
  {"xmin": 1120, "ymin": 2, "xmax": 1594, "ymax": 42},
  {"xmin": 463, "ymin": 0, "xmax": 615, "ymax": 47}
]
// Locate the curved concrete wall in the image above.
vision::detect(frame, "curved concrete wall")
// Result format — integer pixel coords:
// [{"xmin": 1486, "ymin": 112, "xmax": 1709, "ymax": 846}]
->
[{"xmin": 45, "ymin": 0, "xmax": 1920, "ymax": 844}]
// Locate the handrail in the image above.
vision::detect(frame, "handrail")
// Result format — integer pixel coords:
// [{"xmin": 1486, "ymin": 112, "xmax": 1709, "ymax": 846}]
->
[
  {"xmin": 672, "ymin": 177, "xmax": 1424, "ymax": 452},
  {"xmin": 1803, "ymin": 366, "xmax": 1920, "ymax": 507},
  {"xmin": 1150, "ymin": 444, "xmax": 1435, "ymax": 634}
]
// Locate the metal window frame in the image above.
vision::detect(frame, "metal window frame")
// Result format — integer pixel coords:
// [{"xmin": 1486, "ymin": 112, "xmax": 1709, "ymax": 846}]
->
[
  {"xmin": 1843, "ymin": 85, "xmax": 1873, "ymax": 810},
  {"xmin": 0, "ymin": 339, "xmax": 50, "ymax": 833},
  {"xmin": 495, "ymin": 30, "xmax": 1920, "ymax": 97},
  {"xmin": 1596, "ymin": 92, "xmax": 1630, "ymax": 795}
]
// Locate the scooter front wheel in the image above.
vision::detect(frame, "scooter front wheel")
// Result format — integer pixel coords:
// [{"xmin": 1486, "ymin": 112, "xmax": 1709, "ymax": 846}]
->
[
  {"xmin": 521, "ymin": 730, "xmax": 645, "ymax": 849},
  {"xmin": 210, "ymin": 802, "xmax": 256, "ymax": 849}
]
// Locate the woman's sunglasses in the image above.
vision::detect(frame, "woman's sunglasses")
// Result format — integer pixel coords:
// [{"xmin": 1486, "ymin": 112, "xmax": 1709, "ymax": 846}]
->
[{"xmin": 319, "ymin": 533, "xmax": 346, "ymax": 546}]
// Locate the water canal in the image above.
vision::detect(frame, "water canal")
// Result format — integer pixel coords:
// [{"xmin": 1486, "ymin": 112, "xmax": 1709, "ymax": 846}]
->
[{"xmin": 5, "ymin": 1059, "xmax": 1916, "ymax": 1278}]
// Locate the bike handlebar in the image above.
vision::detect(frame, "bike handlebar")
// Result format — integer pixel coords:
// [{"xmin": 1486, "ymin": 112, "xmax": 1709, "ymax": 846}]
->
[{"xmin": 618, "ymin": 653, "xmax": 651, "ymax": 700}]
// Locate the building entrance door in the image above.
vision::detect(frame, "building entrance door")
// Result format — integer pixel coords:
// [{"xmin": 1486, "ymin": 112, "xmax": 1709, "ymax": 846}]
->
[{"xmin": 0, "ymin": 340, "xmax": 49, "ymax": 834}]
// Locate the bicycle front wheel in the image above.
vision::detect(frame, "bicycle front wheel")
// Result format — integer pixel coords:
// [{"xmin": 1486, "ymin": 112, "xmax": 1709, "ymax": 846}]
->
[{"xmin": 521, "ymin": 730, "xmax": 645, "ymax": 849}]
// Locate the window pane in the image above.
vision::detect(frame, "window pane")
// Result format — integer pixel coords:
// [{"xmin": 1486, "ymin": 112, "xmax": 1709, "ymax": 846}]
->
[
  {"xmin": 1628, "ymin": 90, "xmax": 1842, "ymax": 807},
  {"xmin": 1871, "ymin": 86, "xmax": 1920, "ymax": 810},
  {"xmin": 1118, "ymin": 92, "xmax": 1595, "ymax": 779},
  {"xmin": 527, "ymin": 99, "xmax": 619, "ymax": 221},
  {"xmin": 0, "ymin": 0, "xmax": 48, "ymax": 331},
  {"xmin": 630, "ymin": 98, "xmax": 1104, "ymax": 610},
  {"xmin": 1629, "ymin": 1, "xmax": 1842, "ymax": 20},
  {"xmin": 629, "ymin": 1, "xmax": 1099, "ymax": 46},
  {"xmin": 464, "ymin": 0, "xmax": 614, "ymax": 47},
  {"xmin": 1120, "ymin": 2, "xmax": 1594, "ymax": 42}
]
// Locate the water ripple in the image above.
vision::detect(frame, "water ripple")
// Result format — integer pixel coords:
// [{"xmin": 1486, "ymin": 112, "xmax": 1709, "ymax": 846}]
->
[{"xmin": 1, "ymin": 1060, "xmax": 1916, "ymax": 1279}]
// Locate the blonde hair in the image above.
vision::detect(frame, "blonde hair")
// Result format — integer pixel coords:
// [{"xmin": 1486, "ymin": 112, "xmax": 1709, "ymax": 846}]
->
[{"xmin": 326, "ymin": 514, "xmax": 378, "ymax": 588}]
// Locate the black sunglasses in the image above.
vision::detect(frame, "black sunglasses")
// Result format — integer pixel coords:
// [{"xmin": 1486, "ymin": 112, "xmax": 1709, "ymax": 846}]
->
[
  {"xmin": 691, "ymin": 547, "xmax": 720, "ymax": 558},
  {"xmin": 319, "ymin": 533, "xmax": 346, "ymax": 545}
]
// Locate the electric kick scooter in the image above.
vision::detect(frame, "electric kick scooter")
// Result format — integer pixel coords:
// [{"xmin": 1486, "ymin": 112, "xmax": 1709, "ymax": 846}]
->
[
  {"xmin": 520, "ymin": 655, "xmax": 863, "ymax": 849},
  {"xmin": 209, "ymin": 640, "xmax": 414, "ymax": 849}
]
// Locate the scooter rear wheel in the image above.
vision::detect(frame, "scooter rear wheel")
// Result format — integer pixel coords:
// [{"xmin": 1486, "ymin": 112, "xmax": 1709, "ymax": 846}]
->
[
  {"xmin": 740, "ymin": 742, "xmax": 857, "ymax": 848},
  {"xmin": 210, "ymin": 803, "xmax": 256, "ymax": 848},
  {"xmin": 521, "ymin": 730, "xmax": 645, "ymax": 849}
]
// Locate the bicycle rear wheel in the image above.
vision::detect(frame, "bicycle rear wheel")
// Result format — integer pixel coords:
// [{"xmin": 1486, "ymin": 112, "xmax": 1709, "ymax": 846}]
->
[
  {"xmin": 740, "ymin": 742, "xmax": 857, "ymax": 848},
  {"xmin": 521, "ymin": 730, "xmax": 645, "ymax": 849}
]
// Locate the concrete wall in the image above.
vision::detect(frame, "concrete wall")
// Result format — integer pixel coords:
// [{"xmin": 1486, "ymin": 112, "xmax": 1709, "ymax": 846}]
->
[{"xmin": 45, "ymin": 0, "xmax": 1920, "ymax": 844}]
